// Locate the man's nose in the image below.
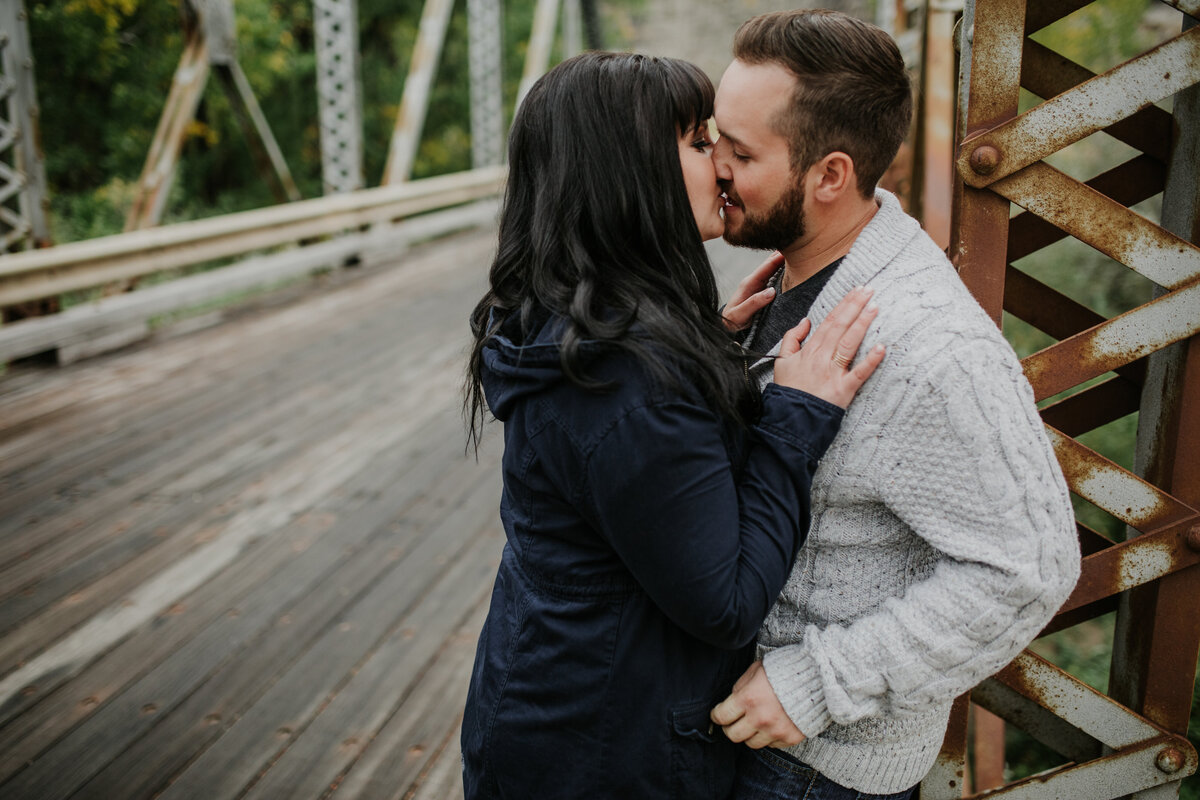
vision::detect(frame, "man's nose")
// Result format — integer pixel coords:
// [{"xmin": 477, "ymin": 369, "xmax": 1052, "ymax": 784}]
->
[{"xmin": 711, "ymin": 147, "xmax": 732, "ymax": 181}]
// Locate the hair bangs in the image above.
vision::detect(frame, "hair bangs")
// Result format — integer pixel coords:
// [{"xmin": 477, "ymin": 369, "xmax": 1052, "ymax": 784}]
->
[{"xmin": 663, "ymin": 59, "xmax": 715, "ymax": 135}]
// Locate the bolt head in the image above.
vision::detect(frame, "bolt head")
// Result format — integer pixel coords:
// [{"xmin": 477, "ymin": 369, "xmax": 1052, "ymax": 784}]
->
[
  {"xmin": 1156, "ymin": 747, "xmax": 1184, "ymax": 774},
  {"xmin": 1185, "ymin": 525, "xmax": 1200, "ymax": 552},
  {"xmin": 969, "ymin": 145, "xmax": 1001, "ymax": 176}
]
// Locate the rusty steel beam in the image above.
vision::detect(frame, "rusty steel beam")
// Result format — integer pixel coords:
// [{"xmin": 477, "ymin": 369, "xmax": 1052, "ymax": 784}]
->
[
  {"xmin": 919, "ymin": 1, "xmax": 958, "ymax": 249},
  {"xmin": 1040, "ymin": 597, "xmax": 1120, "ymax": 638},
  {"xmin": 978, "ymin": 652, "xmax": 1200, "ymax": 800},
  {"xmin": 1108, "ymin": 15, "xmax": 1200, "ymax": 740},
  {"xmin": 993, "ymin": 163, "xmax": 1200, "ymax": 291},
  {"xmin": 1045, "ymin": 426, "xmax": 1196, "ymax": 532},
  {"xmin": 972, "ymin": 676, "xmax": 1101, "ymax": 764},
  {"xmin": 1019, "ymin": 40, "xmax": 1173, "ymax": 165},
  {"xmin": 212, "ymin": 61, "xmax": 301, "ymax": 203},
  {"xmin": 973, "ymin": 736, "xmax": 1194, "ymax": 799},
  {"xmin": 1002, "ymin": 265, "xmax": 1104, "ymax": 338},
  {"xmin": 951, "ymin": 0, "xmax": 1025, "ymax": 324},
  {"xmin": 969, "ymin": 705, "xmax": 1006, "ymax": 793},
  {"xmin": 1006, "ymin": 156, "xmax": 1167, "ymax": 263},
  {"xmin": 958, "ymin": 27, "xmax": 1200, "ymax": 189},
  {"xmin": 1022, "ymin": 281, "xmax": 1200, "ymax": 402},
  {"xmin": 969, "ymin": 651, "xmax": 1200, "ymax": 798},
  {"xmin": 941, "ymin": 4, "xmax": 1028, "ymax": 792},
  {"xmin": 1002, "ymin": 265, "xmax": 1149, "ymax": 392},
  {"xmin": 996, "ymin": 651, "xmax": 1183, "ymax": 750},
  {"xmin": 1163, "ymin": 0, "xmax": 1200, "ymax": 18},
  {"xmin": 922, "ymin": 694, "xmax": 971, "ymax": 800},
  {"xmin": 1060, "ymin": 517, "xmax": 1200, "ymax": 614}
]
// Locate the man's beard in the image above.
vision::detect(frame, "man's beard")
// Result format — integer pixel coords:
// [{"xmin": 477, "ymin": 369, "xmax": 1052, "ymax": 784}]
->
[{"xmin": 723, "ymin": 180, "xmax": 806, "ymax": 251}]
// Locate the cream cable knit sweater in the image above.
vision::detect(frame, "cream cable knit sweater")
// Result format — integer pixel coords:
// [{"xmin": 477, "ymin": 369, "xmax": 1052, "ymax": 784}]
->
[{"xmin": 746, "ymin": 190, "xmax": 1080, "ymax": 794}]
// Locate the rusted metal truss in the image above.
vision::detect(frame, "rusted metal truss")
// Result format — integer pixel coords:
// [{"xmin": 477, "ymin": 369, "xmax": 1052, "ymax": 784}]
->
[{"xmin": 920, "ymin": 0, "xmax": 1200, "ymax": 797}]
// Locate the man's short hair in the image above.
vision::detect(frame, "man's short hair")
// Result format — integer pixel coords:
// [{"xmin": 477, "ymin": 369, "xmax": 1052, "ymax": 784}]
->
[{"xmin": 733, "ymin": 10, "xmax": 913, "ymax": 197}]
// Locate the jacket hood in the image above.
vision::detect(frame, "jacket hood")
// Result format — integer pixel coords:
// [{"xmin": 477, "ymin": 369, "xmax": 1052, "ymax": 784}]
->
[{"xmin": 480, "ymin": 310, "xmax": 575, "ymax": 421}]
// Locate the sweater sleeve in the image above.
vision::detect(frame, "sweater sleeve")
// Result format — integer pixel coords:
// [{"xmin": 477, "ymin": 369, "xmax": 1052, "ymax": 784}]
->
[
  {"xmin": 761, "ymin": 341, "xmax": 1080, "ymax": 737},
  {"xmin": 584, "ymin": 384, "xmax": 843, "ymax": 650}
]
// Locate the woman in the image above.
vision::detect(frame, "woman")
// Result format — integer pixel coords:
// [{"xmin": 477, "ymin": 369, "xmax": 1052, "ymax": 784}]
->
[{"xmin": 462, "ymin": 52, "xmax": 883, "ymax": 799}]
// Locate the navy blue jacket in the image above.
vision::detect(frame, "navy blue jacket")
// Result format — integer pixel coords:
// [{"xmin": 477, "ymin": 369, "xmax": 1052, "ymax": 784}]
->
[{"xmin": 462, "ymin": 312, "xmax": 842, "ymax": 799}]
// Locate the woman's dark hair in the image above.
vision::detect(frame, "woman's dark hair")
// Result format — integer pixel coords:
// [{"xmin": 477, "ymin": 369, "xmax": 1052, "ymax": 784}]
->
[{"xmin": 466, "ymin": 52, "xmax": 756, "ymax": 449}]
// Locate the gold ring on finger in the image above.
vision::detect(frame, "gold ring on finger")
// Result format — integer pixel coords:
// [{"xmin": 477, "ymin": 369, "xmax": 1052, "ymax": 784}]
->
[{"xmin": 832, "ymin": 352, "xmax": 853, "ymax": 369}]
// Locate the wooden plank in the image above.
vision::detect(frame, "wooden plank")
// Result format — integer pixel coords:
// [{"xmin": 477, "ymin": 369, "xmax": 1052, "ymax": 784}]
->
[
  {"xmin": 0, "ymin": 406, "xmax": 468, "ymax": 760},
  {"xmin": 0, "ymin": 220, "xmax": 541, "ymax": 799},
  {"xmin": 237, "ymin": 528, "xmax": 501, "ymax": 799},
  {"xmin": 0, "ymin": 229, "xmax": 495, "ymax": 688},
  {"xmin": 331, "ymin": 603, "xmax": 487, "ymax": 799},
  {"xmin": 144, "ymin": 475, "xmax": 502, "ymax": 800},
  {"xmin": 409, "ymin": 725, "xmax": 468, "ymax": 800},
  {"xmin": 0, "ymin": 351, "xmax": 459, "ymax": 685},
  {"xmin": 0, "ymin": 219, "xmax": 494, "ymax": 476},
  {"xmin": 1, "ymin": 441, "xmax": 501, "ymax": 798},
  {"xmin": 0, "ymin": 319, "xmax": 455, "ymax": 635},
  {"xmin": 0, "ymin": 234, "xmax": 471, "ymax": 528},
  {"xmin": 0, "ymin": 231, "xmax": 496, "ymax": 631}
]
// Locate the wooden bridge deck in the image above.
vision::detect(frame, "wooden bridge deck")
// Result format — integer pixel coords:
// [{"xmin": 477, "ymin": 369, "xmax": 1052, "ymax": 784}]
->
[
  {"xmin": 0, "ymin": 228, "xmax": 509, "ymax": 800},
  {"xmin": 0, "ymin": 220, "xmax": 761, "ymax": 800}
]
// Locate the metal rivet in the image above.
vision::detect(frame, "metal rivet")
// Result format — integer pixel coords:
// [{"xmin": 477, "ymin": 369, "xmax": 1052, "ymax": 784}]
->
[
  {"xmin": 1185, "ymin": 525, "xmax": 1200, "ymax": 552},
  {"xmin": 1156, "ymin": 747, "xmax": 1184, "ymax": 774},
  {"xmin": 969, "ymin": 145, "xmax": 1001, "ymax": 176}
]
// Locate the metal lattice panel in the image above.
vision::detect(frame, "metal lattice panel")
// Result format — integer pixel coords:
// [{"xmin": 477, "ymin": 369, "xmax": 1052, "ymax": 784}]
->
[
  {"xmin": 467, "ymin": 0, "xmax": 505, "ymax": 169},
  {"xmin": 0, "ymin": 0, "xmax": 49, "ymax": 253},
  {"xmin": 314, "ymin": 0, "xmax": 364, "ymax": 193},
  {"xmin": 921, "ymin": 1, "xmax": 1200, "ymax": 797}
]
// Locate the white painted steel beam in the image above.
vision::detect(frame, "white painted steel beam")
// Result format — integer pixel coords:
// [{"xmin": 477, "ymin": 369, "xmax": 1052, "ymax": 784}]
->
[
  {"xmin": 467, "ymin": 0, "xmax": 505, "ymax": 169},
  {"xmin": 0, "ymin": 0, "xmax": 51, "ymax": 251},
  {"xmin": 383, "ymin": 0, "xmax": 456, "ymax": 184},
  {"xmin": 516, "ymin": 0, "xmax": 560, "ymax": 111},
  {"xmin": 314, "ymin": 0, "xmax": 364, "ymax": 193}
]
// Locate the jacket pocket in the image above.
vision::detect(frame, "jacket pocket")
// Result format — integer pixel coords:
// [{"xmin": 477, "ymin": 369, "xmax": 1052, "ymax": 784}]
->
[{"xmin": 669, "ymin": 700, "xmax": 735, "ymax": 800}]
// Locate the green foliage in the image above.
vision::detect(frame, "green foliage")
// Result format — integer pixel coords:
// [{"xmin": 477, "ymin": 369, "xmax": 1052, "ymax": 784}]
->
[
  {"xmin": 1030, "ymin": 0, "xmax": 1157, "ymax": 75},
  {"xmin": 29, "ymin": 0, "xmax": 627, "ymax": 241}
]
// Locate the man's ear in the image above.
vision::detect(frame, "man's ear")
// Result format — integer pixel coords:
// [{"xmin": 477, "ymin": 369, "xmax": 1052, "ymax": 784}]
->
[{"xmin": 808, "ymin": 151, "xmax": 856, "ymax": 203}]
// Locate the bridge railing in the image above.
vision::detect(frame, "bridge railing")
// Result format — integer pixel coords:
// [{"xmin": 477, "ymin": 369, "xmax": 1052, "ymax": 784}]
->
[{"xmin": 0, "ymin": 166, "xmax": 505, "ymax": 363}]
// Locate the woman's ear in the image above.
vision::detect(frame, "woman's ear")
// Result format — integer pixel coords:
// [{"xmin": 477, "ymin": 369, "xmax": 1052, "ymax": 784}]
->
[{"xmin": 808, "ymin": 151, "xmax": 856, "ymax": 203}]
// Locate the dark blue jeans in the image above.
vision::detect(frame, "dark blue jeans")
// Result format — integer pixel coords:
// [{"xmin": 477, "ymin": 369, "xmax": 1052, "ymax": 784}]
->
[{"xmin": 732, "ymin": 747, "xmax": 917, "ymax": 800}]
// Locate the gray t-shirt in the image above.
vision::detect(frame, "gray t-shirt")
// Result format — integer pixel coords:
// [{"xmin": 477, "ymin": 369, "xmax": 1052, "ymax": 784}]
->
[{"xmin": 744, "ymin": 257, "xmax": 843, "ymax": 361}]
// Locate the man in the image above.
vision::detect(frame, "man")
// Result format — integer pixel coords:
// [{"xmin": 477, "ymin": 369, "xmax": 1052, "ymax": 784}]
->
[{"xmin": 708, "ymin": 10, "xmax": 1081, "ymax": 799}]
